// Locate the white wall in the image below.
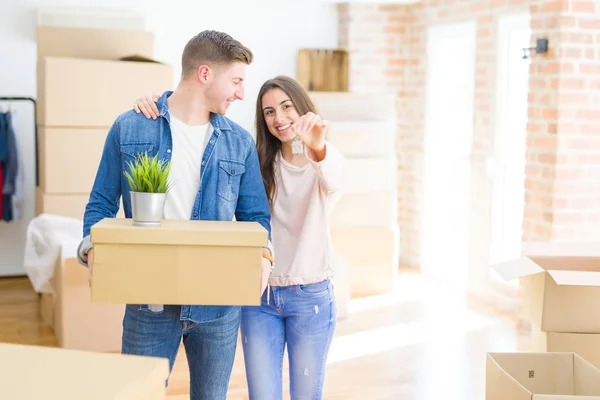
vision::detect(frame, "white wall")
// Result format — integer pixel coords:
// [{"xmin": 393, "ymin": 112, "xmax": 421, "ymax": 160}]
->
[{"xmin": 0, "ymin": 0, "xmax": 339, "ymax": 277}]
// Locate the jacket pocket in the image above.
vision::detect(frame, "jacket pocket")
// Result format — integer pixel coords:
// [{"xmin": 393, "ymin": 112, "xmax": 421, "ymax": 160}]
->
[
  {"xmin": 120, "ymin": 143, "xmax": 156, "ymax": 175},
  {"xmin": 217, "ymin": 159, "xmax": 245, "ymax": 201},
  {"xmin": 120, "ymin": 142, "xmax": 155, "ymax": 159}
]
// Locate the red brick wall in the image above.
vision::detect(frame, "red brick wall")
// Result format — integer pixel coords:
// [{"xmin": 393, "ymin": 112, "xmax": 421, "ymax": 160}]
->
[
  {"xmin": 339, "ymin": 1, "xmax": 600, "ymax": 270},
  {"xmin": 530, "ymin": 2, "xmax": 600, "ymax": 241}
]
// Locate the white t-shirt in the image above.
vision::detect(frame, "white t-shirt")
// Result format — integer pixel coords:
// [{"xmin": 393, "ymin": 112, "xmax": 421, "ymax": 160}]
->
[{"xmin": 163, "ymin": 115, "xmax": 212, "ymax": 220}]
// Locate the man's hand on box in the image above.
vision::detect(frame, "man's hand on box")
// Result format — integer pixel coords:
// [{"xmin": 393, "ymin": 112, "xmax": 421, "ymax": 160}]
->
[{"xmin": 87, "ymin": 248, "xmax": 94, "ymax": 287}]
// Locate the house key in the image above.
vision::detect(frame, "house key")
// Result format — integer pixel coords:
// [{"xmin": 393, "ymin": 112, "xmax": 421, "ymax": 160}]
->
[{"xmin": 292, "ymin": 136, "xmax": 304, "ymax": 155}]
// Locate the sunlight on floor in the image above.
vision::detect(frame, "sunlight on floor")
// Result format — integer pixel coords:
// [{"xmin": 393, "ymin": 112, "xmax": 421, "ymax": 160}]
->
[{"xmin": 329, "ymin": 271, "xmax": 506, "ymax": 365}]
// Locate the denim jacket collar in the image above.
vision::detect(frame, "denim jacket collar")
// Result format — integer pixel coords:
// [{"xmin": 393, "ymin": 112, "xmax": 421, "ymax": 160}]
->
[{"xmin": 157, "ymin": 91, "xmax": 232, "ymax": 133}]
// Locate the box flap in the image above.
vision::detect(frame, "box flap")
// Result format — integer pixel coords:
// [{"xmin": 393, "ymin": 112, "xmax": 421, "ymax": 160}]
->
[
  {"xmin": 491, "ymin": 257, "xmax": 545, "ymax": 281},
  {"xmin": 488, "ymin": 352, "xmax": 575, "ymax": 396},
  {"xmin": 523, "ymin": 241, "xmax": 600, "ymax": 258},
  {"xmin": 573, "ymin": 353, "xmax": 600, "ymax": 396},
  {"xmin": 485, "ymin": 353, "xmax": 532, "ymax": 400},
  {"xmin": 528, "ymin": 256, "xmax": 600, "ymax": 273},
  {"xmin": 547, "ymin": 270, "xmax": 600, "ymax": 287},
  {"xmin": 90, "ymin": 218, "xmax": 268, "ymax": 247}
]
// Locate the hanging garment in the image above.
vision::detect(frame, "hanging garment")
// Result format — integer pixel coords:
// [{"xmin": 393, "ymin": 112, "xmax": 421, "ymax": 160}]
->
[
  {"xmin": 3, "ymin": 111, "xmax": 18, "ymax": 196},
  {"xmin": 0, "ymin": 113, "xmax": 6, "ymax": 163},
  {"xmin": 0, "ymin": 163, "xmax": 3, "ymax": 220},
  {"xmin": 0, "ymin": 113, "xmax": 5, "ymax": 221},
  {"xmin": 2, "ymin": 164, "xmax": 10, "ymax": 222},
  {"xmin": 4, "ymin": 112, "xmax": 22, "ymax": 220}
]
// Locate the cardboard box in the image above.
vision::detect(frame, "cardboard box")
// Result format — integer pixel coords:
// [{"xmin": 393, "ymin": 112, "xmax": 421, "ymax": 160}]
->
[
  {"xmin": 331, "ymin": 225, "xmax": 400, "ymax": 297},
  {"xmin": 42, "ymin": 253, "xmax": 125, "ymax": 352},
  {"xmin": 331, "ymin": 190, "xmax": 397, "ymax": 227},
  {"xmin": 492, "ymin": 242, "xmax": 600, "ymax": 333},
  {"xmin": 531, "ymin": 324, "xmax": 600, "ymax": 371},
  {"xmin": 0, "ymin": 342, "xmax": 169, "ymax": 399},
  {"xmin": 40, "ymin": 292, "xmax": 53, "ymax": 327},
  {"xmin": 36, "ymin": 189, "xmax": 90, "ymax": 219},
  {"xmin": 344, "ymin": 157, "xmax": 397, "ymax": 194},
  {"xmin": 38, "ymin": 127, "xmax": 108, "ymax": 194},
  {"xmin": 90, "ymin": 218, "xmax": 268, "ymax": 305},
  {"xmin": 36, "ymin": 188, "xmax": 124, "ymax": 220},
  {"xmin": 37, "ymin": 25, "xmax": 155, "ymax": 60},
  {"xmin": 309, "ymin": 92, "xmax": 397, "ymax": 121},
  {"xmin": 326, "ymin": 120, "xmax": 397, "ymax": 157},
  {"xmin": 37, "ymin": 56, "xmax": 172, "ymax": 127},
  {"xmin": 332, "ymin": 257, "xmax": 350, "ymax": 320},
  {"xmin": 486, "ymin": 352, "xmax": 600, "ymax": 399}
]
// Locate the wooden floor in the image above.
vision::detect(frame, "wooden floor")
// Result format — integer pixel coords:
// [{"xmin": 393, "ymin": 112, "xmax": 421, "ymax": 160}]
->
[{"xmin": 0, "ymin": 271, "xmax": 534, "ymax": 400}]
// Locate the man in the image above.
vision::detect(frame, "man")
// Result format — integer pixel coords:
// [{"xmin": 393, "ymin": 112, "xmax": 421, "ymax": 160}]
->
[{"xmin": 76, "ymin": 30, "xmax": 273, "ymax": 400}]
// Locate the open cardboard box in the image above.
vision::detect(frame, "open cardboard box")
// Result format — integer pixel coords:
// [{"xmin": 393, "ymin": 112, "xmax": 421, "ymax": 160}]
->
[
  {"xmin": 486, "ymin": 352, "xmax": 600, "ymax": 399},
  {"xmin": 90, "ymin": 218, "xmax": 268, "ymax": 306},
  {"xmin": 0, "ymin": 342, "xmax": 169, "ymax": 399},
  {"xmin": 491, "ymin": 242, "xmax": 600, "ymax": 333}
]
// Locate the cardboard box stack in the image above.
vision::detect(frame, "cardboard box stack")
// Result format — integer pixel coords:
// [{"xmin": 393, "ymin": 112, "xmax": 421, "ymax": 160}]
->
[
  {"xmin": 487, "ymin": 242, "xmax": 600, "ymax": 395},
  {"xmin": 35, "ymin": 25, "xmax": 173, "ymax": 352},
  {"xmin": 35, "ymin": 25, "xmax": 173, "ymax": 220},
  {"xmin": 309, "ymin": 92, "xmax": 400, "ymax": 299}
]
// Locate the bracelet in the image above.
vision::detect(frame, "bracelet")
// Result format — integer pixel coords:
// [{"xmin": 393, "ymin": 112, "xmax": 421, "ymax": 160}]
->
[{"xmin": 262, "ymin": 252, "xmax": 274, "ymax": 269}]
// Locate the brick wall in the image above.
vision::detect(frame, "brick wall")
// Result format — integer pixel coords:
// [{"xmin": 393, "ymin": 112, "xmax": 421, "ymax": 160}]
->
[
  {"xmin": 532, "ymin": 2, "xmax": 600, "ymax": 241},
  {"xmin": 339, "ymin": 0, "xmax": 600, "ymax": 270}
]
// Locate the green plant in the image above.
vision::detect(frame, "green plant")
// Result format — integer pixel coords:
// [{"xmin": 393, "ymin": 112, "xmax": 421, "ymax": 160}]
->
[{"xmin": 124, "ymin": 152, "xmax": 172, "ymax": 193}]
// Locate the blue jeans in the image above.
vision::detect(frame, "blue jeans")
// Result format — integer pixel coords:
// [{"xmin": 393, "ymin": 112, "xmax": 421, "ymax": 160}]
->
[
  {"xmin": 241, "ymin": 280, "xmax": 336, "ymax": 400},
  {"xmin": 121, "ymin": 304, "xmax": 241, "ymax": 400}
]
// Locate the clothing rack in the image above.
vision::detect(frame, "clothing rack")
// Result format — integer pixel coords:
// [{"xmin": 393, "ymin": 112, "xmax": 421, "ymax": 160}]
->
[{"xmin": 0, "ymin": 97, "xmax": 38, "ymax": 186}]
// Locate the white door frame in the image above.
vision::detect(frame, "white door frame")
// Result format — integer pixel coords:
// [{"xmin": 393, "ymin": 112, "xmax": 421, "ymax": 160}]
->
[
  {"xmin": 420, "ymin": 21, "xmax": 477, "ymax": 290},
  {"xmin": 486, "ymin": 12, "xmax": 532, "ymax": 302}
]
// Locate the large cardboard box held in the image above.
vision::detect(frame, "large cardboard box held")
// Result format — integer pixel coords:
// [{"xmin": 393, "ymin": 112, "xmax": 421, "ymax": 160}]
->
[
  {"xmin": 0, "ymin": 342, "xmax": 169, "ymax": 399},
  {"xmin": 491, "ymin": 242, "xmax": 600, "ymax": 333},
  {"xmin": 42, "ymin": 252, "xmax": 124, "ymax": 352},
  {"xmin": 486, "ymin": 352, "xmax": 600, "ymax": 399},
  {"xmin": 90, "ymin": 218, "xmax": 268, "ymax": 305}
]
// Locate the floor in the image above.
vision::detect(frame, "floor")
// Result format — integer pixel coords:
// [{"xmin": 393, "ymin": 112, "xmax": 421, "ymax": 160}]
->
[{"xmin": 0, "ymin": 270, "xmax": 533, "ymax": 400}]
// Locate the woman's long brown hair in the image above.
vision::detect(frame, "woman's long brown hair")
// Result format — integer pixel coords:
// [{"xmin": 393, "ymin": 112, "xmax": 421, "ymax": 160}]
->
[{"xmin": 255, "ymin": 76, "xmax": 318, "ymax": 208}]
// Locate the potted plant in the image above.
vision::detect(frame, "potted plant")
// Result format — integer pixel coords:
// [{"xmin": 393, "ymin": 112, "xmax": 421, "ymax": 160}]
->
[{"xmin": 124, "ymin": 152, "xmax": 172, "ymax": 227}]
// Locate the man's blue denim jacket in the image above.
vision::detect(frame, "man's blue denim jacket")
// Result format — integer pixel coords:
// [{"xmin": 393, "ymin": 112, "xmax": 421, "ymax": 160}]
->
[{"xmin": 77, "ymin": 91, "xmax": 272, "ymax": 323}]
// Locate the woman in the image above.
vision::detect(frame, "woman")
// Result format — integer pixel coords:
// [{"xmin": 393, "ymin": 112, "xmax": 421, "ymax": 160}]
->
[{"xmin": 133, "ymin": 75, "xmax": 345, "ymax": 400}]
